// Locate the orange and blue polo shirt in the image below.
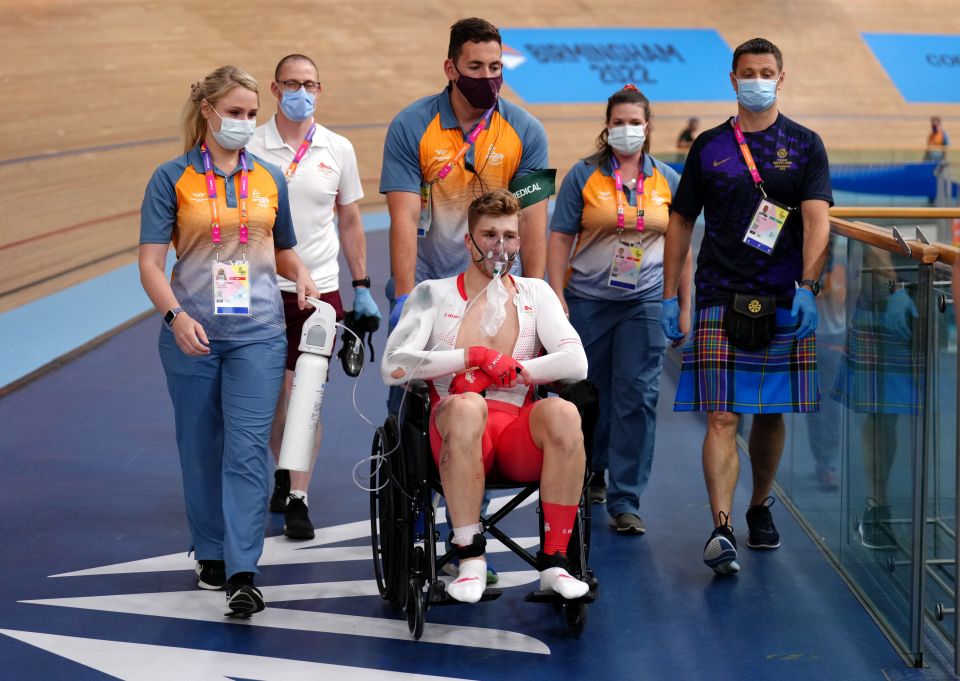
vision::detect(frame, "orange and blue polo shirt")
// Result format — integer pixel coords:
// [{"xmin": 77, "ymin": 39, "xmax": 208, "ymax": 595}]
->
[
  {"xmin": 139, "ymin": 145, "xmax": 296, "ymax": 341},
  {"xmin": 379, "ymin": 86, "xmax": 548, "ymax": 283},
  {"xmin": 550, "ymin": 154, "xmax": 679, "ymax": 301}
]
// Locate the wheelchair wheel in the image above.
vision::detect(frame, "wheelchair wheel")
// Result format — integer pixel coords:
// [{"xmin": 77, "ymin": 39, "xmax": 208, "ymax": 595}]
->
[
  {"xmin": 563, "ymin": 601, "xmax": 588, "ymax": 636},
  {"xmin": 369, "ymin": 427, "xmax": 388, "ymax": 598},
  {"xmin": 369, "ymin": 417, "xmax": 413, "ymax": 611},
  {"xmin": 406, "ymin": 577, "xmax": 426, "ymax": 640}
]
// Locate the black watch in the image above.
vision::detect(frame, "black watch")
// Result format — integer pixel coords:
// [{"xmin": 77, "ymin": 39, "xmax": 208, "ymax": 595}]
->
[
  {"xmin": 352, "ymin": 276, "xmax": 371, "ymax": 288},
  {"xmin": 163, "ymin": 306, "xmax": 183, "ymax": 328},
  {"xmin": 798, "ymin": 279, "xmax": 821, "ymax": 296}
]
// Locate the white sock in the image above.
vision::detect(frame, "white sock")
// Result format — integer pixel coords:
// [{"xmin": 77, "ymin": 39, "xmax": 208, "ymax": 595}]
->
[
  {"xmin": 289, "ymin": 490, "xmax": 308, "ymax": 507},
  {"xmin": 447, "ymin": 558, "xmax": 486, "ymax": 603},
  {"xmin": 540, "ymin": 566, "xmax": 590, "ymax": 600},
  {"xmin": 452, "ymin": 523, "xmax": 482, "ymax": 548}
]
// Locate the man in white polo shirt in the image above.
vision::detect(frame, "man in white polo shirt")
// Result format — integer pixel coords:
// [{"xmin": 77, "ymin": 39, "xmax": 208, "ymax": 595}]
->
[{"xmin": 248, "ymin": 53, "xmax": 381, "ymax": 540}]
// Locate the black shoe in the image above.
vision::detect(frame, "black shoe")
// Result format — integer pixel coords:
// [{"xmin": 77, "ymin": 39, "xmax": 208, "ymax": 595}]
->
[
  {"xmin": 588, "ymin": 471, "xmax": 607, "ymax": 505},
  {"xmin": 703, "ymin": 514, "xmax": 740, "ymax": 575},
  {"xmin": 225, "ymin": 573, "xmax": 265, "ymax": 618},
  {"xmin": 283, "ymin": 494, "xmax": 315, "ymax": 540},
  {"xmin": 195, "ymin": 560, "xmax": 226, "ymax": 590},
  {"xmin": 746, "ymin": 496, "xmax": 781, "ymax": 549},
  {"xmin": 270, "ymin": 469, "xmax": 290, "ymax": 513},
  {"xmin": 858, "ymin": 501, "xmax": 895, "ymax": 549}
]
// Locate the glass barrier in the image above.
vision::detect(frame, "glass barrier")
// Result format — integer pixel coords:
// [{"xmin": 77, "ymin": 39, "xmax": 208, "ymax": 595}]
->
[{"xmin": 767, "ymin": 232, "xmax": 949, "ymax": 667}]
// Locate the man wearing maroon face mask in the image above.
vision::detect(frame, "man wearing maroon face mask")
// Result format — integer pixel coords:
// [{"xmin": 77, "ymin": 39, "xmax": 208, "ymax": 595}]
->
[{"xmin": 380, "ymin": 17, "xmax": 551, "ymax": 338}]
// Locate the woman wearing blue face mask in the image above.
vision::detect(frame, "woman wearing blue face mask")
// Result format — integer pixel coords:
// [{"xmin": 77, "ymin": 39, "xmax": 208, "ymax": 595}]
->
[
  {"xmin": 138, "ymin": 65, "xmax": 318, "ymax": 617},
  {"xmin": 546, "ymin": 85, "xmax": 692, "ymax": 535}
]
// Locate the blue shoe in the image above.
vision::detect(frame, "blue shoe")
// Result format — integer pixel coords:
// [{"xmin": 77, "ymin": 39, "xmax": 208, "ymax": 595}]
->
[{"xmin": 703, "ymin": 513, "xmax": 740, "ymax": 575}]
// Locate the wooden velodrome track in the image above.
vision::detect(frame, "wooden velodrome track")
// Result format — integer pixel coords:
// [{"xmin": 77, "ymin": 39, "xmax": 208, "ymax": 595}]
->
[{"xmin": 1, "ymin": 0, "xmax": 958, "ymax": 314}]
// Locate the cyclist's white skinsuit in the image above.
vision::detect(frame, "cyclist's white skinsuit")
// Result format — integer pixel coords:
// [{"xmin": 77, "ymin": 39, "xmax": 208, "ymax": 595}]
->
[{"xmin": 381, "ymin": 273, "xmax": 587, "ymax": 404}]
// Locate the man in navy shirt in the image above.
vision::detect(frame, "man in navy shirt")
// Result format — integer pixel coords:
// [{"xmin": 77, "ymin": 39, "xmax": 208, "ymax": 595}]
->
[{"xmin": 661, "ymin": 38, "xmax": 832, "ymax": 576}]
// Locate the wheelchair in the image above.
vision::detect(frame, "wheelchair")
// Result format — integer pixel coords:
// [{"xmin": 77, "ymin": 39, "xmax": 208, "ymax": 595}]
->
[{"xmin": 369, "ymin": 379, "xmax": 600, "ymax": 640}]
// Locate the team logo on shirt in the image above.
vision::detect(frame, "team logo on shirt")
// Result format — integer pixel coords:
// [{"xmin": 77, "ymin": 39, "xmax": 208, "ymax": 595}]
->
[
  {"xmin": 650, "ymin": 190, "xmax": 666, "ymax": 206},
  {"xmin": 316, "ymin": 161, "xmax": 334, "ymax": 175},
  {"xmin": 433, "ymin": 148, "xmax": 452, "ymax": 162},
  {"xmin": 486, "ymin": 144, "xmax": 504, "ymax": 167},
  {"xmin": 190, "ymin": 191, "xmax": 207, "ymax": 202},
  {"xmin": 251, "ymin": 188, "xmax": 271, "ymax": 208},
  {"xmin": 773, "ymin": 147, "xmax": 794, "ymax": 171},
  {"xmin": 597, "ymin": 191, "xmax": 613, "ymax": 201}
]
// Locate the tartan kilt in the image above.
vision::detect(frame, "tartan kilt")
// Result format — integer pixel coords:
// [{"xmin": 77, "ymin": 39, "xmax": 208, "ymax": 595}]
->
[
  {"xmin": 674, "ymin": 305, "xmax": 820, "ymax": 414},
  {"xmin": 830, "ymin": 305, "xmax": 923, "ymax": 415}
]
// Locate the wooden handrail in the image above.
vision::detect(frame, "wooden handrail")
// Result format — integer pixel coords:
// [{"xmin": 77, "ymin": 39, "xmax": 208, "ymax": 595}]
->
[
  {"xmin": 830, "ymin": 207, "xmax": 960, "ymax": 219},
  {"xmin": 829, "ymin": 217, "xmax": 941, "ymax": 264}
]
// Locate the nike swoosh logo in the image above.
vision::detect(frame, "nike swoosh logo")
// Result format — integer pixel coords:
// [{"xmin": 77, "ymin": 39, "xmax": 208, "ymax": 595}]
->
[{"xmin": 713, "ymin": 158, "xmax": 732, "ymax": 167}]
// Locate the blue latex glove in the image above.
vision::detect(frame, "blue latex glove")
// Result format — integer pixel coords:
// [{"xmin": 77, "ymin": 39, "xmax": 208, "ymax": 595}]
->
[
  {"xmin": 791, "ymin": 288, "xmax": 818, "ymax": 339},
  {"xmin": 353, "ymin": 286, "xmax": 381, "ymax": 320},
  {"xmin": 661, "ymin": 296, "xmax": 683, "ymax": 341},
  {"xmin": 389, "ymin": 293, "xmax": 409, "ymax": 332},
  {"xmin": 883, "ymin": 288, "xmax": 918, "ymax": 340}
]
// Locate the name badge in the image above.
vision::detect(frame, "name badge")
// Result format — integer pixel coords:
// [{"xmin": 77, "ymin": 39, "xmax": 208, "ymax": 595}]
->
[
  {"xmin": 213, "ymin": 261, "xmax": 251, "ymax": 315},
  {"xmin": 743, "ymin": 197, "xmax": 791, "ymax": 255},
  {"xmin": 608, "ymin": 242, "xmax": 644, "ymax": 290},
  {"xmin": 417, "ymin": 182, "xmax": 432, "ymax": 237}
]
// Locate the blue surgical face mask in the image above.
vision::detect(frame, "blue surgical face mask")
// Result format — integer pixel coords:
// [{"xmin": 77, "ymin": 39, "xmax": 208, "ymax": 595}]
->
[
  {"xmin": 736, "ymin": 78, "xmax": 779, "ymax": 113},
  {"xmin": 210, "ymin": 107, "xmax": 256, "ymax": 150},
  {"xmin": 279, "ymin": 86, "xmax": 316, "ymax": 122}
]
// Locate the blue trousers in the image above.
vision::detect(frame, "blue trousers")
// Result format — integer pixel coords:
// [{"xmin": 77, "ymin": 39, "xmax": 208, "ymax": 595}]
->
[
  {"xmin": 567, "ymin": 295, "xmax": 667, "ymax": 519},
  {"xmin": 158, "ymin": 328, "xmax": 286, "ymax": 577}
]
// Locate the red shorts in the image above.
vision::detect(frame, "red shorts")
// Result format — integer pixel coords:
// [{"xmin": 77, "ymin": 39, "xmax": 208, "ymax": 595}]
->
[
  {"xmin": 429, "ymin": 399, "xmax": 544, "ymax": 483},
  {"xmin": 281, "ymin": 290, "xmax": 345, "ymax": 371}
]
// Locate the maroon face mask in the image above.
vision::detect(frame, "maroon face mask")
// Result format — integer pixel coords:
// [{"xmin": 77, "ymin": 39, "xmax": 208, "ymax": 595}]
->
[{"xmin": 454, "ymin": 71, "xmax": 503, "ymax": 110}]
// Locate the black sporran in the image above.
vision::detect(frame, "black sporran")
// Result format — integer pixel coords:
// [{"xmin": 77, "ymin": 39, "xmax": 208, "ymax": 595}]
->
[{"xmin": 722, "ymin": 293, "xmax": 776, "ymax": 352}]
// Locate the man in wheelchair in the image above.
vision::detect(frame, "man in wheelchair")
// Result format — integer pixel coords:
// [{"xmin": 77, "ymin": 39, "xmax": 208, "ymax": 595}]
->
[{"xmin": 381, "ymin": 189, "xmax": 591, "ymax": 604}]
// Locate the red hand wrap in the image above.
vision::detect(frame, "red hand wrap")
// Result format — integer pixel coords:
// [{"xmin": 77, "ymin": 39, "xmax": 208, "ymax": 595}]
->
[
  {"xmin": 449, "ymin": 370, "xmax": 493, "ymax": 395},
  {"xmin": 467, "ymin": 346, "xmax": 523, "ymax": 388}
]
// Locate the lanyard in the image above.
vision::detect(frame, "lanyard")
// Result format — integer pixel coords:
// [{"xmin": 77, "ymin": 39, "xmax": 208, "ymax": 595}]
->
[
  {"xmin": 731, "ymin": 117, "xmax": 767, "ymax": 198},
  {"xmin": 199, "ymin": 143, "xmax": 249, "ymax": 258},
  {"xmin": 285, "ymin": 124, "xmax": 317, "ymax": 181},
  {"xmin": 610, "ymin": 155, "xmax": 645, "ymax": 233},
  {"xmin": 434, "ymin": 105, "xmax": 496, "ymax": 182}
]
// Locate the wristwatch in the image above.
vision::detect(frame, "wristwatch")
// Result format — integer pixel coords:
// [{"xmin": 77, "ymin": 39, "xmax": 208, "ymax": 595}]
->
[
  {"xmin": 163, "ymin": 306, "xmax": 183, "ymax": 328},
  {"xmin": 352, "ymin": 276, "xmax": 371, "ymax": 288},
  {"xmin": 798, "ymin": 279, "xmax": 821, "ymax": 296}
]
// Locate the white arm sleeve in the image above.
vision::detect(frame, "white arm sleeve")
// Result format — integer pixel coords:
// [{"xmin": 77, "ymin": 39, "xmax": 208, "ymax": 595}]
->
[
  {"xmin": 380, "ymin": 282, "xmax": 466, "ymax": 386},
  {"xmin": 522, "ymin": 280, "xmax": 588, "ymax": 384}
]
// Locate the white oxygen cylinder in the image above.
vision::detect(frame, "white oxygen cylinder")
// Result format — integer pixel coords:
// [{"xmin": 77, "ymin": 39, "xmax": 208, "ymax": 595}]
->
[{"xmin": 278, "ymin": 298, "xmax": 336, "ymax": 472}]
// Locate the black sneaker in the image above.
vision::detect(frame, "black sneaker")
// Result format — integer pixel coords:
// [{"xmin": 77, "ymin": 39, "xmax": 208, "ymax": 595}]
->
[
  {"xmin": 225, "ymin": 574, "xmax": 265, "ymax": 618},
  {"xmin": 858, "ymin": 502, "xmax": 895, "ymax": 549},
  {"xmin": 589, "ymin": 470, "xmax": 607, "ymax": 505},
  {"xmin": 270, "ymin": 469, "xmax": 290, "ymax": 513},
  {"xmin": 703, "ymin": 513, "xmax": 740, "ymax": 575},
  {"xmin": 283, "ymin": 494, "xmax": 315, "ymax": 540},
  {"xmin": 195, "ymin": 560, "xmax": 226, "ymax": 590},
  {"xmin": 746, "ymin": 496, "xmax": 781, "ymax": 549}
]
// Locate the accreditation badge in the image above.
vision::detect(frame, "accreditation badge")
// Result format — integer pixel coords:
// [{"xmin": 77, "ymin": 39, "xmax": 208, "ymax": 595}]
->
[
  {"xmin": 743, "ymin": 197, "xmax": 791, "ymax": 255},
  {"xmin": 607, "ymin": 242, "xmax": 644, "ymax": 290},
  {"xmin": 213, "ymin": 261, "xmax": 251, "ymax": 315},
  {"xmin": 417, "ymin": 182, "xmax": 433, "ymax": 237}
]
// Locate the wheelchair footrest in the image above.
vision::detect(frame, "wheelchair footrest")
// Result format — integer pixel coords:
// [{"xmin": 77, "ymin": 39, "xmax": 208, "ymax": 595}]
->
[
  {"xmin": 524, "ymin": 589, "xmax": 596, "ymax": 606},
  {"xmin": 429, "ymin": 584, "xmax": 503, "ymax": 606}
]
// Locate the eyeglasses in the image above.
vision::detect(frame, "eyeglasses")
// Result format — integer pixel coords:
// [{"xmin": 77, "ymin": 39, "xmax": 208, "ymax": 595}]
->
[{"xmin": 277, "ymin": 79, "xmax": 321, "ymax": 94}]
